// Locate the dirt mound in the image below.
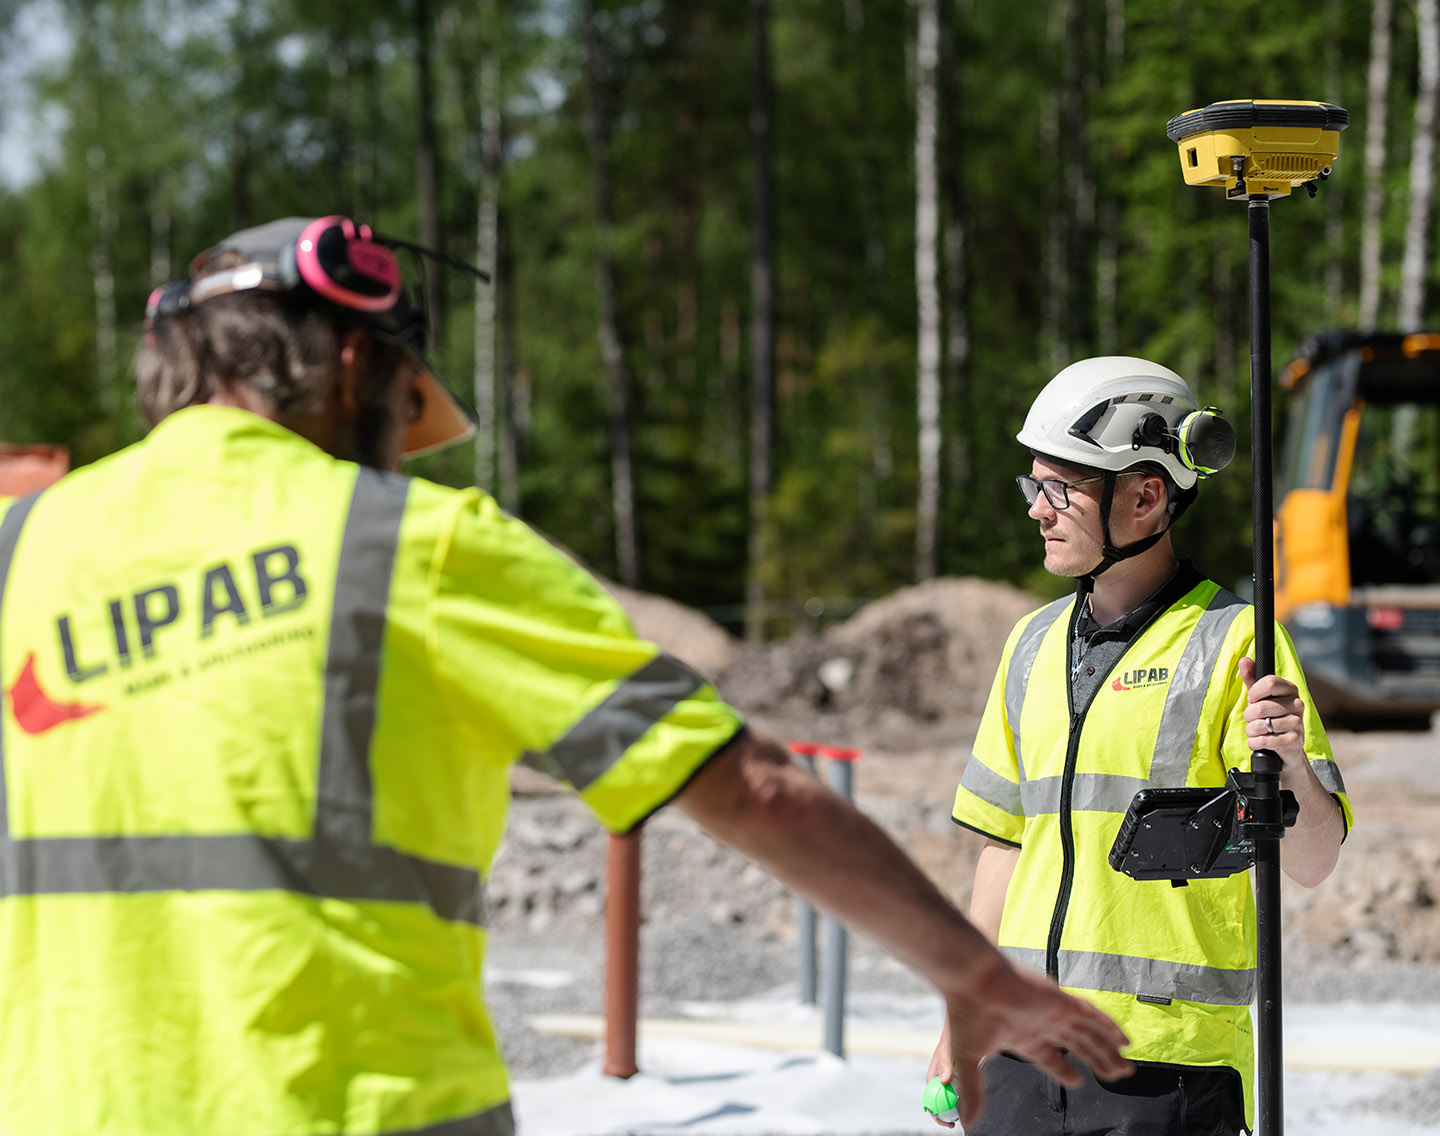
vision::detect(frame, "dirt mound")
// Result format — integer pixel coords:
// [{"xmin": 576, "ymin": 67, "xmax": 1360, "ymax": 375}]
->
[{"xmin": 715, "ymin": 577, "xmax": 1042, "ymax": 727}]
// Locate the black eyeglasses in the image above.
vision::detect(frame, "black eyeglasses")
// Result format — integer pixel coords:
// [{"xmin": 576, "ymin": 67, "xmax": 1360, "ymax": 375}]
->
[{"xmin": 1016, "ymin": 473, "xmax": 1107, "ymax": 509}]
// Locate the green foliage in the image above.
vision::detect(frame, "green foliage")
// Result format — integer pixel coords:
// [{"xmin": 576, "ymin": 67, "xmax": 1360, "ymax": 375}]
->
[{"xmin": 0, "ymin": 0, "xmax": 1431, "ymax": 625}]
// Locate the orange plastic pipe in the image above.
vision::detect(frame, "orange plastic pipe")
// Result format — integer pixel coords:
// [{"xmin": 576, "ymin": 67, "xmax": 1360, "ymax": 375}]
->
[{"xmin": 603, "ymin": 825, "xmax": 643, "ymax": 1078}]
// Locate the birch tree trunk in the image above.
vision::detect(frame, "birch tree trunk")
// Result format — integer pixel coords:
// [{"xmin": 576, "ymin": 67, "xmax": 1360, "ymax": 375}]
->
[
  {"xmin": 1096, "ymin": 0, "xmax": 1124, "ymax": 354},
  {"xmin": 939, "ymin": 0, "xmax": 970, "ymax": 506},
  {"xmin": 473, "ymin": 4, "xmax": 501, "ymax": 495},
  {"xmin": 327, "ymin": 24, "xmax": 351, "ymax": 212},
  {"xmin": 745, "ymin": 0, "xmax": 776, "ymax": 638},
  {"xmin": 414, "ymin": 0, "xmax": 443, "ymax": 347},
  {"xmin": 497, "ymin": 215, "xmax": 522, "ymax": 516},
  {"xmin": 1399, "ymin": 0, "xmax": 1439, "ymax": 332},
  {"xmin": 356, "ymin": 24, "xmax": 380, "ymax": 218},
  {"xmin": 1061, "ymin": 0, "xmax": 1092, "ymax": 354},
  {"xmin": 1324, "ymin": 0, "xmax": 1346, "ymax": 320},
  {"xmin": 1359, "ymin": 0, "xmax": 1393, "ymax": 330},
  {"xmin": 1040, "ymin": 0, "xmax": 1073, "ymax": 371},
  {"xmin": 1040, "ymin": 84, "xmax": 1065, "ymax": 372},
  {"xmin": 843, "ymin": 0, "xmax": 892, "ymax": 539},
  {"xmin": 913, "ymin": 0, "xmax": 942, "ymax": 583},
  {"xmin": 150, "ymin": 184, "xmax": 171, "ymax": 286},
  {"xmin": 86, "ymin": 143, "xmax": 118, "ymax": 409},
  {"xmin": 583, "ymin": 0, "xmax": 641, "ymax": 587}
]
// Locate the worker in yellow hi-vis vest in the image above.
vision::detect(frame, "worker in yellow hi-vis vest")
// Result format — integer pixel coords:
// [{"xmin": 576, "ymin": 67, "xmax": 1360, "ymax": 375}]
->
[
  {"xmin": 0, "ymin": 217, "xmax": 1130, "ymax": 1136},
  {"xmin": 927, "ymin": 357, "xmax": 1353, "ymax": 1136}
]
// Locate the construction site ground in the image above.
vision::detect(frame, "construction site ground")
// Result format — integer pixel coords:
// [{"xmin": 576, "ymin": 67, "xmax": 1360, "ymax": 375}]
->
[{"xmin": 485, "ymin": 577, "xmax": 1440, "ymax": 1101}]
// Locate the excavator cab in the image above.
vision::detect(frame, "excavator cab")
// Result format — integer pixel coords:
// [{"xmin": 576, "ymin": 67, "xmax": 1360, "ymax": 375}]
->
[{"xmin": 1275, "ymin": 332, "xmax": 1440, "ymax": 726}]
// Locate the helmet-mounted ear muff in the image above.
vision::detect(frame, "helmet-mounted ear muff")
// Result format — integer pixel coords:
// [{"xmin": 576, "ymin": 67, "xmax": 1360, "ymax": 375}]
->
[
  {"xmin": 1132, "ymin": 407, "xmax": 1236, "ymax": 477},
  {"xmin": 143, "ymin": 281, "xmax": 191, "ymax": 344},
  {"xmin": 289, "ymin": 216, "xmax": 402, "ymax": 311},
  {"xmin": 1176, "ymin": 407, "xmax": 1236, "ymax": 476},
  {"xmin": 186, "ymin": 216, "xmax": 404, "ymax": 312}
]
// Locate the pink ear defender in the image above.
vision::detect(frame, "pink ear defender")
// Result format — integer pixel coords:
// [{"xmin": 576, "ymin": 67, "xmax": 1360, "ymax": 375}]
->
[
  {"xmin": 292, "ymin": 215, "xmax": 402, "ymax": 313},
  {"xmin": 143, "ymin": 281, "xmax": 192, "ymax": 343}
]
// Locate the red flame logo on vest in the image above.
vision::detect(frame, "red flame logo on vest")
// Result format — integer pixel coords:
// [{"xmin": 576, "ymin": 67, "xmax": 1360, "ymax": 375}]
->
[
  {"xmin": 7, "ymin": 653, "xmax": 104, "ymax": 734},
  {"xmin": 1111, "ymin": 675, "xmax": 1131, "ymax": 691}
]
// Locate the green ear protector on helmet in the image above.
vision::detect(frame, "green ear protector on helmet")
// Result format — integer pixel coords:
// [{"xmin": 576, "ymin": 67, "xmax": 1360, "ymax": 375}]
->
[{"xmin": 1132, "ymin": 406, "xmax": 1238, "ymax": 483}]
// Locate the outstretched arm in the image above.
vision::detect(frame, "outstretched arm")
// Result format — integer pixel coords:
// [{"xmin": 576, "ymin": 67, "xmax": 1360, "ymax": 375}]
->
[{"xmin": 676, "ymin": 730, "xmax": 1131, "ymax": 1129}]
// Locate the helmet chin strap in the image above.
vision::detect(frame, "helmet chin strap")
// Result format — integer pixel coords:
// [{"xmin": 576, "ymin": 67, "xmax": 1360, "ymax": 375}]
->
[{"xmin": 1076, "ymin": 472, "xmax": 1176, "ymax": 599}]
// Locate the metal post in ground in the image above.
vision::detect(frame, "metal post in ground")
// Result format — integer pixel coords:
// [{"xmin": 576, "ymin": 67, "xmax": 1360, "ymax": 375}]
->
[
  {"xmin": 790, "ymin": 743, "xmax": 820, "ymax": 1006},
  {"xmin": 820, "ymin": 746, "xmax": 861, "ymax": 1059}
]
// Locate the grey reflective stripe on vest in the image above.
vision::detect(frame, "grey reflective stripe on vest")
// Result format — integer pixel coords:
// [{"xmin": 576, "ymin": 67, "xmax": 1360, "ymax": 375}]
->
[
  {"xmin": 0, "ymin": 472, "xmax": 486, "ymax": 925},
  {"xmin": 1019, "ymin": 771, "xmax": 1151, "ymax": 817},
  {"xmin": 1004, "ymin": 597, "xmax": 1070, "ymax": 783},
  {"xmin": 0, "ymin": 492, "xmax": 41, "ymax": 850},
  {"xmin": 316, "ymin": 467, "xmax": 407, "ymax": 847},
  {"xmin": 543, "ymin": 652, "xmax": 706, "ymax": 791},
  {"xmin": 1147, "ymin": 585, "xmax": 1247, "ymax": 786},
  {"xmin": 377, "ymin": 1100, "xmax": 515, "ymax": 1136},
  {"xmin": 1000, "ymin": 944, "xmax": 1256, "ymax": 1006}
]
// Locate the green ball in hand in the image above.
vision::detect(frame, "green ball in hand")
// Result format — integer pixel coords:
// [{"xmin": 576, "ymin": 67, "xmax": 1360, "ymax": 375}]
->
[{"xmin": 923, "ymin": 1075, "xmax": 961, "ymax": 1124}]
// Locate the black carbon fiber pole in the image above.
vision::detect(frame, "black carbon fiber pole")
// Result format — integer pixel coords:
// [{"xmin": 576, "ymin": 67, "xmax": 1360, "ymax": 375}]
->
[{"xmin": 1248, "ymin": 197, "xmax": 1285, "ymax": 1136}]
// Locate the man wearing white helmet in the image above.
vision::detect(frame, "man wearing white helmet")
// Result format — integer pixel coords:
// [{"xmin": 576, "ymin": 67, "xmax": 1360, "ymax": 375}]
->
[{"xmin": 925, "ymin": 357, "xmax": 1352, "ymax": 1135}]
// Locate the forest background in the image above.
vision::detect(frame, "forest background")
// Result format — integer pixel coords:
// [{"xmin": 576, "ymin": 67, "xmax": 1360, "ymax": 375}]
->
[{"xmin": 0, "ymin": 0, "xmax": 1432, "ymax": 636}]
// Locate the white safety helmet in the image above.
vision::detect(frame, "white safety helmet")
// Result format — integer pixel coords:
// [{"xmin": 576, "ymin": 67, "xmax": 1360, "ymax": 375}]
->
[
  {"xmin": 1017, "ymin": 356, "xmax": 1234, "ymax": 492},
  {"xmin": 1017, "ymin": 356, "xmax": 1235, "ymax": 582}
]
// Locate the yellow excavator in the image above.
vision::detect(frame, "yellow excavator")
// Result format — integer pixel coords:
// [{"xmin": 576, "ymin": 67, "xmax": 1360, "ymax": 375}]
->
[{"xmin": 1275, "ymin": 331, "xmax": 1440, "ymax": 727}]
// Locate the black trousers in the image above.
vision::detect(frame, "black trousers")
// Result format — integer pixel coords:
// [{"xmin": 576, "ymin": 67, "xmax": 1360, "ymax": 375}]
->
[{"xmin": 962, "ymin": 1053, "xmax": 1248, "ymax": 1136}]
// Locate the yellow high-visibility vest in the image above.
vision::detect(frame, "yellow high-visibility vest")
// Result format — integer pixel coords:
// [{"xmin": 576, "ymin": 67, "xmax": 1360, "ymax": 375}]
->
[
  {"xmin": 0, "ymin": 406, "xmax": 742, "ymax": 1135},
  {"xmin": 953, "ymin": 579, "xmax": 1353, "ymax": 1129}
]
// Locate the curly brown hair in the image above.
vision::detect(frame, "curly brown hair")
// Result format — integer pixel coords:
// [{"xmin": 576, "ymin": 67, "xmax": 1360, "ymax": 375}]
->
[{"xmin": 134, "ymin": 249, "xmax": 407, "ymax": 437}]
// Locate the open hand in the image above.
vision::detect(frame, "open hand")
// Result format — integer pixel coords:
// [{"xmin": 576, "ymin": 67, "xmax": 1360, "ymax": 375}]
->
[{"xmin": 925, "ymin": 956, "xmax": 1131, "ymax": 1128}]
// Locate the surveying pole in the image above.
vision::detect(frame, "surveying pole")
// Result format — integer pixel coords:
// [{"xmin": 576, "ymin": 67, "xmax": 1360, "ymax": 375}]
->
[{"xmin": 1165, "ymin": 99, "xmax": 1348, "ymax": 1136}]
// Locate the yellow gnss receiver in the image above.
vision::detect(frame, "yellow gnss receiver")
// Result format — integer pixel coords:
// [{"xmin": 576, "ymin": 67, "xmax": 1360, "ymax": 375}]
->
[{"xmin": 1166, "ymin": 99, "xmax": 1348, "ymax": 199}]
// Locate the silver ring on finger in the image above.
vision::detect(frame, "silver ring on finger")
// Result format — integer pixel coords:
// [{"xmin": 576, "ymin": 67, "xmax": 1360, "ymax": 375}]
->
[{"xmin": 1265, "ymin": 717, "xmax": 1274, "ymax": 735}]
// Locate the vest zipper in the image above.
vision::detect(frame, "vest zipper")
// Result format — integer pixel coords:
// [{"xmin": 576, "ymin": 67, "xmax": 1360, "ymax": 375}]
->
[
  {"xmin": 1046, "ymin": 708, "xmax": 1083, "ymax": 980},
  {"xmin": 1044, "ymin": 575, "xmax": 1198, "ymax": 986}
]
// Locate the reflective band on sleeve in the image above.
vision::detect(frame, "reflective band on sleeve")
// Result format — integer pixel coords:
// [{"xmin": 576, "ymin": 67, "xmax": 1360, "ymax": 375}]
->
[
  {"xmin": 1310, "ymin": 757, "xmax": 1346, "ymax": 797},
  {"xmin": 1148, "ymin": 586, "xmax": 1246, "ymax": 786},
  {"xmin": 1005, "ymin": 598, "xmax": 1069, "ymax": 783},
  {"xmin": 957, "ymin": 755, "xmax": 1023, "ymax": 816},
  {"xmin": 544, "ymin": 653, "xmax": 705, "ymax": 791},
  {"xmin": 0, "ymin": 474, "xmax": 486, "ymax": 925}
]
